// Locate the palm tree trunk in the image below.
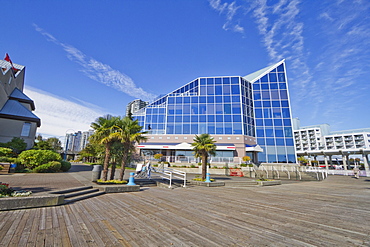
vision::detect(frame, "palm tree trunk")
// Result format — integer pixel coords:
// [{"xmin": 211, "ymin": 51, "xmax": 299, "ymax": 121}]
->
[
  {"xmin": 102, "ymin": 145, "xmax": 110, "ymax": 181},
  {"xmin": 202, "ymin": 154, "xmax": 208, "ymax": 180},
  {"xmin": 110, "ymin": 163, "xmax": 116, "ymax": 180},
  {"xmin": 119, "ymin": 152, "xmax": 129, "ymax": 181}
]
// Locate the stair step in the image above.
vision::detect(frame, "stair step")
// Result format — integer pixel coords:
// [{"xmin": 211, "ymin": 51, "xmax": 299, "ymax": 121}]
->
[
  {"xmin": 64, "ymin": 191, "xmax": 106, "ymax": 204},
  {"xmin": 50, "ymin": 186, "xmax": 93, "ymax": 194},
  {"xmin": 64, "ymin": 188, "xmax": 100, "ymax": 198}
]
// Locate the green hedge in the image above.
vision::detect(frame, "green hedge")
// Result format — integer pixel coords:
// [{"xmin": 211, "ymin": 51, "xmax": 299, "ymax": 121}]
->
[
  {"xmin": 18, "ymin": 150, "xmax": 61, "ymax": 169},
  {"xmin": 33, "ymin": 161, "xmax": 61, "ymax": 173},
  {"xmin": 60, "ymin": 161, "xmax": 72, "ymax": 172}
]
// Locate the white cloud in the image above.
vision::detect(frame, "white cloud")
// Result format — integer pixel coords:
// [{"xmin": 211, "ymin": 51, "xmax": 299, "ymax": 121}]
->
[
  {"xmin": 24, "ymin": 87, "xmax": 105, "ymax": 137},
  {"xmin": 209, "ymin": 0, "xmax": 245, "ymax": 34},
  {"xmin": 33, "ymin": 24, "xmax": 156, "ymax": 102}
]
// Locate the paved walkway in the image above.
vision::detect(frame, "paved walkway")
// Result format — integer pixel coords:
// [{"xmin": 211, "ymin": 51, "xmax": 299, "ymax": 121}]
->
[{"xmin": 0, "ymin": 164, "xmax": 369, "ymax": 246}]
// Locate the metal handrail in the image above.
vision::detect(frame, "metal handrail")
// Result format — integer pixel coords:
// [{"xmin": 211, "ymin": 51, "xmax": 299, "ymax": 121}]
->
[
  {"xmin": 271, "ymin": 166, "xmax": 280, "ymax": 179},
  {"xmin": 259, "ymin": 165, "xmax": 269, "ymax": 179},
  {"xmin": 281, "ymin": 166, "xmax": 290, "ymax": 179},
  {"xmin": 152, "ymin": 167, "xmax": 187, "ymax": 188}
]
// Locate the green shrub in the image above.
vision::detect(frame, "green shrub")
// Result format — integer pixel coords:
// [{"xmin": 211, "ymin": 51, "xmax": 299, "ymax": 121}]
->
[
  {"xmin": 18, "ymin": 150, "xmax": 61, "ymax": 169},
  {"xmin": 240, "ymin": 163, "xmax": 247, "ymax": 167},
  {"xmin": 0, "ymin": 147, "xmax": 12, "ymax": 157},
  {"xmin": 60, "ymin": 161, "xmax": 72, "ymax": 172},
  {"xmin": 153, "ymin": 153, "xmax": 163, "ymax": 160},
  {"xmin": 33, "ymin": 161, "xmax": 61, "ymax": 173},
  {"xmin": 0, "ymin": 184, "xmax": 14, "ymax": 197}
]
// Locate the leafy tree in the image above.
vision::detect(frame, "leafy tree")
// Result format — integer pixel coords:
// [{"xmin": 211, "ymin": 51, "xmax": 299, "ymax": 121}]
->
[
  {"xmin": 46, "ymin": 137, "xmax": 63, "ymax": 152},
  {"xmin": 36, "ymin": 134, "xmax": 43, "ymax": 141},
  {"xmin": 79, "ymin": 143, "xmax": 103, "ymax": 163},
  {"xmin": 18, "ymin": 150, "xmax": 62, "ymax": 169},
  {"xmin": 0, "ymin": 137, "xmax": 27, "ymax": 155},
  {"xmin": 191, "ymin": 134, "xmax": 217, "ymax": 180},
  {"xmin": 242, "ymin": 156, "xmax": 251, "ymax": 163},
  {"xmin": 113, "ymin": 116, "xmax": 147, "ymax": 181},
  {"xmin": 33, "ymin": 140, "xmax": 53, "ymax": 150},
  {"xmin": 90, "ymin": 115, "xmax": 120, "ymax": 181},
  {"xmin": 297, "ymin": 156, "xmax": 308, "ymax": 165}
]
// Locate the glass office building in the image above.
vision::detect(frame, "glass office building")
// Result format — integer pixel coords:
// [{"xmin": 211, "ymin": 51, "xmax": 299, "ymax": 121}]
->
[{"xmin": 132, "ymin": 60, "xmax": 296, "ymax": 163}]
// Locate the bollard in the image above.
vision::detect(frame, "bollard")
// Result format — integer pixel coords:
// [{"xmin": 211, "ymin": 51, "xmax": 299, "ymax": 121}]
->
[
  {"xmin": 205, "ymin": 173, "xmax": 211, "ymax": 183},
  {"xmin": 91, "ymin": 165, "xmax": 102, "ymax": 182},
  {"xmin": 127, "ymin": 172, "xmax": 136, "ymax": 186}
]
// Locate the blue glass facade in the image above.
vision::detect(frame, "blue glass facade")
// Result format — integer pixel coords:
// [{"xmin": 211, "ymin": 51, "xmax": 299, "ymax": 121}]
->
[
  {"xmin": 132, "ymin": 60, "xmax": 296, "ymax": 163},
  {"xmin": 251, "ymin": 63, "xmax": 295, "ymax": 163}
]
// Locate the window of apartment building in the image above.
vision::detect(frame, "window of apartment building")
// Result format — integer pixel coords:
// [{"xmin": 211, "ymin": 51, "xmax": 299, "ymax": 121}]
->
[{"xmin": 21, "ymin": 122, "xmax": 31, "ymax": 137}]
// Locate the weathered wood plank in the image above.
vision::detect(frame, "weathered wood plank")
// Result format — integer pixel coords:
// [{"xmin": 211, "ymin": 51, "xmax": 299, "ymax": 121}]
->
[
  {"xmin": 1, "ymin": 176, "xmax": 369, "ymax": 246},
  {"xmin": 8, "ymin": 210, "xmax": 30, "ymax": 247},
  {"xmin": 50, "ymin": 206, "xmax": 62, "ymax": 247},
  {"xmin": 25, "ymin": 208, "xmax": 41, "ymax": 247},
  {"xmin": 55, "ymin": 206, "xmax": 72, "ymax": 247},
  {"xmin": 0, "ymin": 210, "xmax": 25, "ymax": 246}
]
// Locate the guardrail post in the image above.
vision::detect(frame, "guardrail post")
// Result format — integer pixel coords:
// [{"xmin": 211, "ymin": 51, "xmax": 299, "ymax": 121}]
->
[{"xmin": 127, "ymin": 172, "xmax": 136, "ymax": 186}]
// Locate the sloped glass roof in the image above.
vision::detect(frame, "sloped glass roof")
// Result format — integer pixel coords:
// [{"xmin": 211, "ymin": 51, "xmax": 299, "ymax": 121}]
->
[{"xmin": 243, "ymin": 60, "xmax": 284, "ymax": 83}]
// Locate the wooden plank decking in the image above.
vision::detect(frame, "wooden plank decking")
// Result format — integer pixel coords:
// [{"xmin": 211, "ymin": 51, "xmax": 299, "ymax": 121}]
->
[{"xmin": 1, "ymin": 176, "xmax": 369, "ymax": 246}]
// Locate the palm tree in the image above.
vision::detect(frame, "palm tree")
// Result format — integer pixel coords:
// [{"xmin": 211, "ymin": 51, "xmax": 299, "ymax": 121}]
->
[
  {"xmin": 113, "ymin": 116, "xmax": 148, "ymax": 181},
  {"xmin": 191, "ymin": 134, "xmax": 217, "ymax": 180},
  {"xmin": 90, "ymin": 115, "xmax": 119, "ymax": 181}
]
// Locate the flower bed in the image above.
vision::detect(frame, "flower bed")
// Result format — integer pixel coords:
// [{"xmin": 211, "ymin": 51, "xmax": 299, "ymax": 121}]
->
[
  {"xmin": 96, "ymin": 179, "xmax": 127, "ymax": 185},
  {"xmin": 0, "ymin": 183, "xmax": 32, "ymax": 198}
]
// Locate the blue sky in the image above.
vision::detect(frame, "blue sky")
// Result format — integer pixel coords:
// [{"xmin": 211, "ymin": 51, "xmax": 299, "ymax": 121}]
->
[{"xmin": 1, "ymin": 0, "xmax": 369, "ymax": 137}]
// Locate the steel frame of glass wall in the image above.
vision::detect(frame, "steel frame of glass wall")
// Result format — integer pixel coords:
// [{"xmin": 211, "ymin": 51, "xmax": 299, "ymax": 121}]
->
[
  {"xmin": 249, "ymin": 62, "xmax": 295, "ymax": 163},
  {"xmin": 132, "ymin": 60, "xmax": 296, "ymax": 163}
]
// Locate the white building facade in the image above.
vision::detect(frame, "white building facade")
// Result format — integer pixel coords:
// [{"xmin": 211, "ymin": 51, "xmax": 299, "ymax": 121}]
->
[{"xmin": 293, "ymin": 119, "xmax": 370, "ymax": 176}]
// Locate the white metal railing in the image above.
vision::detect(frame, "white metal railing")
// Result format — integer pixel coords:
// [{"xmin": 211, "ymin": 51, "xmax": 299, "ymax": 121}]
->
[
  {"xmin": 151, "ymin": 166, "xmax": 187, "ymax": 188},
  {"xmin": 295, "ymin": 166, "xmax": 302, "ymax": 180},
  {"xmin": 271, "ymin": 166, "xmax": 280, "ymax": 179},
  {"xmin": 259, "ymin": 165, "xmax": 269, "ymax": 179},
  {"xmin": 281, "ymin": 166, "xmax": 290, "ymax": 179}
]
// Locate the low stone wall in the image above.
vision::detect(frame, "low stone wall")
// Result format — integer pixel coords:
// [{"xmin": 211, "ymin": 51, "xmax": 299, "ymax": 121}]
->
[
  {"xmin": 257, "ymin": 180, "xmax": 282, "ymax": 186},
  {"xmin": 100, "ymin": 185, "xmax": 140, "ymax": 193},
  {"xmin": 0, "ymin": 194, "xmax": 64, "ymax": 211},
  {"xmin": 188, "ymin": 181, "xmax": 225, "ymax": 187}
]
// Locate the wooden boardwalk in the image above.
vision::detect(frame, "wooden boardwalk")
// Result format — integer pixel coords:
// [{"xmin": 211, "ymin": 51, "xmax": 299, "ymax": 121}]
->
[{"xmin": 1, "ymin": 176, "xmax": 369, "ymax": 246}]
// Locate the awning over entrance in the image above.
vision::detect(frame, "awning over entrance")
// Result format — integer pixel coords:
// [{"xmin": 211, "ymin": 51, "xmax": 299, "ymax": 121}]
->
[
  {"xmin": 137, "ymin": 142, "xmax": 236, "ymax": 151},
  {"xmin": 245, "ymin": 144, "xmax": 263, "ymax": 152}
]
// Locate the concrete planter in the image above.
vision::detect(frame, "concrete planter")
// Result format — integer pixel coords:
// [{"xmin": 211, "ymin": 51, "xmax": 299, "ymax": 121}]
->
[
  {"xmin": 188, "ymin": 181, "xmax": 225, "ymax": 187},
  {"xmin": 257, "ymin": 180, "xmax": 281, "ymax": 186},
  {"xmin": 0, "ymin": 195, "xmax": 64, "ymax": 211},
  {"xmin": 100, "ymin": 185, "xmax": 140, "ymax": 193}
]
